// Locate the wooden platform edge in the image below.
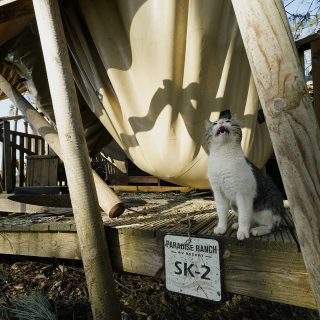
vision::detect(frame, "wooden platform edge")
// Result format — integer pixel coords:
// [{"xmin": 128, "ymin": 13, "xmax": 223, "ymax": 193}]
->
[
  {"xmin": 109, "ymin": 185, "xmax": 194, "ymax": 192},
  {"xmin": 0, "ymin": 227, "xmax": 316, "ymax": 309}
]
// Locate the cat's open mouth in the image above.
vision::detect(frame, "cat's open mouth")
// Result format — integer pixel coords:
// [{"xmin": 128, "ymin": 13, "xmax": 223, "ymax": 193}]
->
[{"xmin": 216, "ymin": 126, "xmax": 230, "ymax": 136}]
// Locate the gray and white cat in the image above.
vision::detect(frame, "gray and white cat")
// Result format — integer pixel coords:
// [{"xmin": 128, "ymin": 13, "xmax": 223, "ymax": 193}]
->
[{"xmin": 205, "ymin": 116, "xmax": 284, "ymax": 240}]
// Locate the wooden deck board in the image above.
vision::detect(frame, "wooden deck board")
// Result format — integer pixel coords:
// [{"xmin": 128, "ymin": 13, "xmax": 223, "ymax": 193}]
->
[{"xmin": 0, "ymin": 192, "xmax": 316, "ymax": 309}]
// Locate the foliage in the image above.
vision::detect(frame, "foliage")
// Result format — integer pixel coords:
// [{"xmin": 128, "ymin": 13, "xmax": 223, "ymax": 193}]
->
[{"xmin": 284, "ymin": 0, "xmax": 320, "ymax": 39}]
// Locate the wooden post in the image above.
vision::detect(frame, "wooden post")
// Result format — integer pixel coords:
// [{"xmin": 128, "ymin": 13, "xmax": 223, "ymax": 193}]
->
[
  {"xmin": 0, "ymin": 73, "xmax": 124, "ymax": 218},
  {"xmin": 18, "ymin": 134, "xmax": 25, "ymax": 187},
  {"xmin": 231, "ymin": 0, "xmax": 320, "ymax": 310},
  {"xmin": 11, "ymin": 131, "xmax": 17, "ymax": 187},
  {"xmin": 3, "ymin": 120, "xmax": 13, "ymax": 192},
  {"xmin": 32, "ymin": 1, "xmax": 121, "ymax": 319},
  {"xmin": 311, "ymin": 39, "xmax": 320, "ymax": 126}
]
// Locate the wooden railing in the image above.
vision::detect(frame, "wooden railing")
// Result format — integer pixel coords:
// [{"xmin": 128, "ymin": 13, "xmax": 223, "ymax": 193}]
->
[
  {"xmin": 296, "ymin": 32, "xmax": 320, "ymax": 126},
  {"xmin": 0, "ymin": 120, "xmax": 49, "ymax": 192}
]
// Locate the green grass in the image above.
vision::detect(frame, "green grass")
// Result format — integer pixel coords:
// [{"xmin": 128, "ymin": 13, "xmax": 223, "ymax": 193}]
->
[{"xmin": 9, "ymin": 293, "xmax": 57, "ymax": 320}]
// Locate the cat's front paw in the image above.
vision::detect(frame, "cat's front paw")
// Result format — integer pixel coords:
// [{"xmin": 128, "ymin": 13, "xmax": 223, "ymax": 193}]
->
[
  {"xmin": 214, "ymin": 226, "xmax": 227, "ymax": 235},
  {"xmin": 237, "ymin": 229, "xmax": 250, "ymax": 240}
]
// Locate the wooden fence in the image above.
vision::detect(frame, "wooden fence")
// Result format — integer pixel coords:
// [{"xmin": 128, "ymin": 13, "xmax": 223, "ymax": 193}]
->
[{"xmin": 0, "ymin": 120, "xmax": 49, "ymax": 192}]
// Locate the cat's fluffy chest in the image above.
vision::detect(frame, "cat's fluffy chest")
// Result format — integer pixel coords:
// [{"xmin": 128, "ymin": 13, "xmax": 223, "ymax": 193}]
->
[{"xmin": 208, "ymin": 146, "xmax": 256, "ymax": 201}]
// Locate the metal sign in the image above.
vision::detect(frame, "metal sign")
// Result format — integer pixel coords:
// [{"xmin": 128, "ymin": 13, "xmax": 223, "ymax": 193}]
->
[{"xmin": 164, "ymin": 234, "xmax": 222, "ymax": 301}]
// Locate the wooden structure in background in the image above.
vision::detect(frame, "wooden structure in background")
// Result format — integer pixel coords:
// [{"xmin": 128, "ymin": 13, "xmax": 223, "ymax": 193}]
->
[
  {"xmin": 0, "ymin": 119, "xmax": 49, "ymax": 192},
  {"xmin": 0, "ymin": 72, "xmax": 124, "ymax": 218},
  {"xmin": 0, "ymin": 193, "xmax": 316, "ymax": 309},
  {"xmin": 296, "ymin": 32, "xmax": 320, "ymax": 126},
  {"xmin": 26, "ymin": 155, "xmax": 58, "ymax": 186}
]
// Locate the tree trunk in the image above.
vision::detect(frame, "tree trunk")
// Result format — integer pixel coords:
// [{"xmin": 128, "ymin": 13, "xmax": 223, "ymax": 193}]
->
[
  {"xmin": 231, "ymin": 0, "xmax": 320, "ymax": 311},
  {"xmin": 32, "ymin": 0, "xmax": 121, "ymax": 318}
]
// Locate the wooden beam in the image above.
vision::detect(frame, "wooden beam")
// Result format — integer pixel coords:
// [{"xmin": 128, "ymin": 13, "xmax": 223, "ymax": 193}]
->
[
  {"xmin": 108, "ymin": 229, "xmax": 316, "ymax": 309},
  {"xmin": 128, "ymin": 176, "xmax": 160, "ymax": 184},
  {"xmin": 32, "ymin": 1, "xmax": 121, "ymax": 319},
  {"xmin": 0, "ymin": 136, "xmax": 37, "ymax": 155},
  {"xmin": 110, "ymin": 185, "xmax": 194, "ymax": 193},
  {"xmin": 231, "ymin": 0, "xmax": 320, "ymax": 310},
  {"xmin": 0, "ymin": 115, "xmax": 23, "ymax": 121},
  {"xmin": 0, "ymin": 231, "xmax": 81, "ymax": 259},
  {"xmin": 296, "ymin": 32, "xmax": 320, "ymax": 51},
  {"xmin": 0, "ymin": 227, "xmax": 315, "ymax": 309}
]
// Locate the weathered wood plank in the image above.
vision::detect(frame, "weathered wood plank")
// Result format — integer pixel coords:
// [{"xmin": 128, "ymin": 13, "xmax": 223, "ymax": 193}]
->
[
  {"xmin": 18, "ymin": 135, "xmax": 25, "ymax": 186},
  {"xmin": 26, "ymin": 155, "xmax": 33, "ymax": 186},
  {"xmin": 128, "ymin": 176, "xmax": 160, "ymax": 184},
  {"xmin": 41, "ymin": 139, "xmax": 45, "ymax": 155},
  {"xmin": 225, "ymin": 270, "xmax": 315, "ymax": 309},
  {"xmin": 223, "ymin": 246, "xmax": 315, "ymax": 308},
  {"xmin": 107, "ymin": 229, "xmax": 164, "ymax": 277},
  {"xmin": 27, "ymin": 135, "xmax": 32, "ymax": 155},
  {"xmin": 110, "ymin": 185, "xmax": 194, "ymax": 193},
  {"xmin": 30, "ymin": 224, "xmax": 49, "ymax": 232},
  {"xmin": 49, "ymin": 223, "xmax": 72, "ymax": 232},
  {"xmin": 11, "ymin": 132, "xmax": 17, "ymax": 188},
  {"xmin": 106, "ymin": 228, "xmax": 316, "ymax": 309},
  {"xmin": 40, "ymin": 158, "xmax": 49, "ymax": 185},
  {"xmin": 48, "ymin": 157, "xmax": 58, "ymax": 185},
  {"xmin": 0, "ymin": 231, "xmax": 81, "ymax": 260},
  {"xmin": 33, "ymin": 159, "xmax": 43, "ymax": 186},
  {"xmin": 0, "ymin": 221, "xmax": 315, "ymax": 309},
  {"xmin": 26, "ymin": 156, "xmax": 59, "ymax": 186},
  {"xmin": 0, "ymin": 135, "xmax": 37, "ymax": 156},
  {"xmin": 34, "ymin": 137, "xmax": 39, "ymax": 155}
]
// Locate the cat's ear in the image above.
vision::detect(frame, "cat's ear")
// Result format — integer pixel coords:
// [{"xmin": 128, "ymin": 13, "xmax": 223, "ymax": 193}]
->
[
  {"xmin": 219, "ymin": 109, "xmax": 231, "ymax": 120},
  {"xmin": 204, "ymin": 119, "xmax": 213, "ymax": 131}
]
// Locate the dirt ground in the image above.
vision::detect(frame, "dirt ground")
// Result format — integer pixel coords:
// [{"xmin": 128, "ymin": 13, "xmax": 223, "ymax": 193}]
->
[{"xmin": 0, "ymin": 255, "xmax": 318, "ymax": 320}]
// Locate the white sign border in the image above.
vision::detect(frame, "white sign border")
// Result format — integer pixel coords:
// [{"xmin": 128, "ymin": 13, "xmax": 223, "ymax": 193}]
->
[{"xmin": 164, "ymin": 234, "xmax": 223, "ymax": 302}]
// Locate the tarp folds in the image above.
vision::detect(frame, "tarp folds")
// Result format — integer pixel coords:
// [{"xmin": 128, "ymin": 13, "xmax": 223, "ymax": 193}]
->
[
  {"xmin": 0, "ymin": 0, "xmax": 273, "ymax": 188},
  {"xmin": 63, "ymin": 0, "xmax": 273, "ymax": 188}
]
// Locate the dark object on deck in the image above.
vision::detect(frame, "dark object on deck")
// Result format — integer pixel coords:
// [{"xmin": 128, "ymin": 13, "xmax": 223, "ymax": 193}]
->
[{"xmin": 8, "ymin": 186, "xmax": 71, "ymax": 207}]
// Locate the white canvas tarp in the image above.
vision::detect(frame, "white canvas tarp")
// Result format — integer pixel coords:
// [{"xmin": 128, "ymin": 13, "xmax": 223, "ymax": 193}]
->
[
  {"xmin": 0, "ymin": 0, "xmax": 273, "ymax": 188},
  {"xmin": 64, "ymin": 0, "xmax": 273, "ymax": 188}
]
